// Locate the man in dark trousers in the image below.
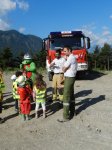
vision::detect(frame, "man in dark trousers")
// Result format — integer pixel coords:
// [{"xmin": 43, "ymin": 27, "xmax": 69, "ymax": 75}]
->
[{"xmin": 58, "ymin": 46, "xmax": 77, "ymax": 122}]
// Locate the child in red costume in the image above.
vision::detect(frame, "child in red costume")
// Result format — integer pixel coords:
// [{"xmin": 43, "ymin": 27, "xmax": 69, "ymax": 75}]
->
[{"xmin": 17, "ymin": 75, "xmax": 32, "ymax": 121}]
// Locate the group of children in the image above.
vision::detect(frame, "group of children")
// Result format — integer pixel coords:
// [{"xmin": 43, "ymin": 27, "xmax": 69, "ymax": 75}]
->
[{"xmin": 10, "ymin": 70, "xmax": 47, "ymax": 121}]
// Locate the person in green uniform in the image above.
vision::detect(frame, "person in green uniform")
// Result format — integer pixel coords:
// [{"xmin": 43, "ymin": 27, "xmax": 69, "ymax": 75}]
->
[{"xmin": 58, "ymin": 46, "xmax": 77, "ymax": 122}]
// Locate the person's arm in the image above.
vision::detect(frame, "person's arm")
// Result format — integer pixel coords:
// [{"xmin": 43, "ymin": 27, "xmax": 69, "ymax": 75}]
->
[
  {"xmin": 62, "ymin": 65, "xmax": 70, "ymax": 73},
  {"xmin": 62, "ymin": 58, "xmax": 71, "ymax": 73},
  {"xmin": 62, "ymin": 55, "xmax": 67, "ymax": 61},
  {"xmin": 25, "ymin": 62, "xmax": 36, "ymax": 72},
  {"xmin": 50, "ymin": 62, "xmax": 55, "ymax": 67},
  {"xmin": 50, "ymin": 60, "xmax": 55, "ymax": 68}
]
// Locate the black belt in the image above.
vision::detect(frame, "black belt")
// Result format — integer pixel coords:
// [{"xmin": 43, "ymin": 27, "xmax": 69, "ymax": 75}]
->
[{"xmin": 54, "ymin": 73, "xmax": 64, "ymax": 74}]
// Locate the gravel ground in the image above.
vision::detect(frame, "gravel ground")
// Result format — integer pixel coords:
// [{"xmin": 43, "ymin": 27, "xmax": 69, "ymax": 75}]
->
[{"xmin": 0, "ymin": 71, "xmax": 112, "ymax": 150}]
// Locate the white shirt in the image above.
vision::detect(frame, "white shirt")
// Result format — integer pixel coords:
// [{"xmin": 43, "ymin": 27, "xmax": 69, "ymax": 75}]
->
[
  {"xmin": 64, "ymin": 54, "xmax": 77, "ymax": 77},
  {"xmin": 51, "ymin": 57, "xmax": 66, "ymax": 73}
]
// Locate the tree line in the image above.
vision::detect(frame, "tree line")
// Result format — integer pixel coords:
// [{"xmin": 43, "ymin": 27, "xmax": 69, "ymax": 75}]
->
[
  {"xmin": 0, "ymin": 47, "xmax": 46, "ymax": 70},
  {"xmin": 88, "ymin": 43, "xmax": 112, "ymax": 71}
]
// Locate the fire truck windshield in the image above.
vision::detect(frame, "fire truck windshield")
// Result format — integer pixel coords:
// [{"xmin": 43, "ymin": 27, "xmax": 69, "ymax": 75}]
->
[{"xmin": 50, "ymin": 37, "xmax": 84, "ymax": 50}]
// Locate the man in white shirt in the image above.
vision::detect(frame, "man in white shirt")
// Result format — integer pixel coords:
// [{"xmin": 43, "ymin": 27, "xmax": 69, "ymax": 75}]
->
[
  {"xmin": 58, "ymin": 46, "xmax": 77, "ymax": 122},
  {"xmin": 50, "ymin": 49, "xmax": 66, "ymax": 102}
]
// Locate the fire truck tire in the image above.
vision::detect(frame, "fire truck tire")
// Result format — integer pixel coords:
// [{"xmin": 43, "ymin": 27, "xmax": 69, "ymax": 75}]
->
[{"xmin": 76, "ymin": 71, "xmax": 88, "ymax": 79}]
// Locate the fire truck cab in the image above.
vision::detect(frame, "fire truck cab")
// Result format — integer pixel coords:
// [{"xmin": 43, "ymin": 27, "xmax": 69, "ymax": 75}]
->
[{"xmin": 43, "ymin": 31, "xmax": 90, "ymax": 81}]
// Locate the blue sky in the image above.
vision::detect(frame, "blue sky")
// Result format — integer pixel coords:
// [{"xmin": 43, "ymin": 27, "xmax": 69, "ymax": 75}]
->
[{"xmin": 1, "ymin": 0, "xmax": 112, "ymax": 49}]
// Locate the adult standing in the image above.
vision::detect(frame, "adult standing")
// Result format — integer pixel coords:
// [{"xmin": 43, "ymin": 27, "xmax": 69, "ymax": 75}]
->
[
  {"xmin": 58, "ymin": 46, "xmax": 77, "ymax": 122},
  {"xmin": 50, "ymin": 49, "xmax": 66, "ymax": 102}
]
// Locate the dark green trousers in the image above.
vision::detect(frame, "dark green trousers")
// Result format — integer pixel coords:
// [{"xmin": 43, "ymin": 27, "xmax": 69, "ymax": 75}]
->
[{"xmin": 63, "ymin": 77, "xmax": 75, "ymax": 119}]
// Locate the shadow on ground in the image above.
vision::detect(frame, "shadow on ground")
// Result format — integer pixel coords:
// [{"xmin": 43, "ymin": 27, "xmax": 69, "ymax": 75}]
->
[
  {"xmin": 4, "ymin": 112, "xmax": 19, "ymax": 122},
  {"xmin": 47, "ymin": 87, "xmax": 52, "ymax": 93},
  {"xmin": 3, "ymin": 92, "xmax": 12, "ymax": 98},
  {"xmin": 76, "ymin": 95, "xmax": 105, "ymax": 114},
  {"xmin": 76, "ymin": 70, "xmax": 106, "ymax": 80},
  {"xmin": 2, "ymin": 96, "xmax": 15, "ymax": 109},
  {"xmin": 75, "ymin": 89, "xmax": 92, "ymax": 99},
  {"xmin": 30, "ymin": 101, "xmax": 63, "ymax": 119}
]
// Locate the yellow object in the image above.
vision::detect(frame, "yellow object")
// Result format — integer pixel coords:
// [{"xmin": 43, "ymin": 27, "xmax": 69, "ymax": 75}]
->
[
  {"xmin": 12, "ymin": 81, "xmax": 20, "ymax": 99},
  {"xmin": 0, "ymin": 74, "xmax": 5, "ymax": 101},
  {"xmin": 33, "ymin": 86, "xmax": 46, "ymax": 103}
]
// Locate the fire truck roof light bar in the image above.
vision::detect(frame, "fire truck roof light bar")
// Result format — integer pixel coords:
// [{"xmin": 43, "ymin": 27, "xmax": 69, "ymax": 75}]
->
[{"xmin": 50, "ymin": 31, "xmax": 84, "ymax": 38}]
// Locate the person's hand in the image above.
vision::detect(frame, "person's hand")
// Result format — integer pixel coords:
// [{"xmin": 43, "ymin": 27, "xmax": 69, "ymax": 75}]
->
[
  {"xmin": 50, "ymin": 62, "xmax": 55, "ymax": 68},
  {"xmin": 63, "ymin": 55, "xmax": 67, "ymax": 60},
  {"xmin": 58, "ymin": 84, "xmax": 64, "ymax": 88},
  {"xmin": 62, "ymin": 67, "xmax": 65, "ymax": 72}
]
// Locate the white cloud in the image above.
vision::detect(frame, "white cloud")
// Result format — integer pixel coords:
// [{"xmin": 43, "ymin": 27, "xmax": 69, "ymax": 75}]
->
[
  {"xmin": 97, "ymin": 38, "xmax": 107, "ymax": 46},
  {"xmin": 0, "ymin": 0, "xmax": 29, "ymax": 31},
  {"xmin": 0, "ymin": 0, "xmax": 16, "ymax": 16},
  {"xmin": 0, "ymin": 18, "xmax": 10, "ymax": 30},
  {"xmin": 19, "ymin": 27, "xmax": 25, "ymax": 33},
  {"xmin": 0, "ymin": 0, "xmax": 29, "ymax": 15},
  {"xmin": 77, "ymin": 24, "xmax": 112, "ymax": 48},
  {"xmin": 102, "ymin": 30, "xmax": 110, "ymax": 36},
  {"xmin": 16, "ymin": 0, "xmax": 29, "ymax": 10}
]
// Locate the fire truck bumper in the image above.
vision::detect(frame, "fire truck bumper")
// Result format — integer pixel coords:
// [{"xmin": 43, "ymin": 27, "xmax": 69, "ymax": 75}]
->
[{"xmin": 77, "ymin": 63, "xmax": 88, "ymax": 71}]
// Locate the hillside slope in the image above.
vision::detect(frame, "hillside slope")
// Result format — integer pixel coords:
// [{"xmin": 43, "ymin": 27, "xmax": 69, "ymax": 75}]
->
[{"xmin": 0, "ymin": 30, "xmax": 42, "ymax": 55}]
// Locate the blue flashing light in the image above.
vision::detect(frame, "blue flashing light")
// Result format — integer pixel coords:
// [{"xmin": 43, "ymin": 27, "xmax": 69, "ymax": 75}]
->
[
  {"xmin": 50, "ymin": 32, "xmax": 61, "ymax": 38},
  {"xmin": 72, "ymin": 31, "xmax": 82, "ymax": 35},
  {"xmin": 50, "ymin": 32, "xmax": 61, "ymax": 35},
  {"xmin": 49, "ymin": 31, "xmax": 84, "ymax": 38}
]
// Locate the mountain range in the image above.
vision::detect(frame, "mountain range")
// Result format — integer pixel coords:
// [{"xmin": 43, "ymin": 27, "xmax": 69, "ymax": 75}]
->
[{"xmin": 0, "ymin": 30, "xmax": 43, "ymax": 56}]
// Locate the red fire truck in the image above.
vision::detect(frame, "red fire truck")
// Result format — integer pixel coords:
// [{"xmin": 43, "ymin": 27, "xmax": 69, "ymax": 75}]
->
[{"xmin": 43, "ymin": 31, "xmax": 90, "ymax": 81}]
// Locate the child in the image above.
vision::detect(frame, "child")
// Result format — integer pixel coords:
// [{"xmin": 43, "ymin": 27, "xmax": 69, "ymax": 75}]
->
[
  {"xmin": 11, "ymin": 74, "xmax": 20, "ymax": 113},
  {"xmin": 17, "ymin": 75, "xmax": 32, "ymax": 121},
  {"xmin": 0, "ymin": 68, "xmax": 5, "ymax": 123},
  {"xmin": 33, "ymin": 73, "xmax": 47, "ymax": 118}
]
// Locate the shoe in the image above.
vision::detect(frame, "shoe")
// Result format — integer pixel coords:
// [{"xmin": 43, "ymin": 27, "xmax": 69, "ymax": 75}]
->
[
  {"xmin": 70, "ymin": 112, "xmax": 77, "ymax": 119},
  {"xmin": 23, "ymin": 115, "xmax": 26, "ymax": 121},
  {"xmin": 57, "ymin": 118, "xmax": 70, "ymax": 123},
  {"xmin": 15, "ymin": 109, "xmax": 19, "ymax": 113},
  {"xmin": 27, "ymin": 116, "xmax": 31, "ymax": 120},
  {"xmin": 26, "ymin": 115, "xmax": 31, "ymax": 120}
]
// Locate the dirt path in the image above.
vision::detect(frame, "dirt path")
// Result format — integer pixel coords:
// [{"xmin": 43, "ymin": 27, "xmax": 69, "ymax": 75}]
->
[{"xmin": 0, "ymin": 71, "xmax": 112, "ymax": 150}]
